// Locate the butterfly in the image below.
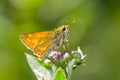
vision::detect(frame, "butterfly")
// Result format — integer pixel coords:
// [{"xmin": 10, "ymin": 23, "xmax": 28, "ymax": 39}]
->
[{"xmin": 20, "ymin": 25, "xmax": 69, "ymax": 58}]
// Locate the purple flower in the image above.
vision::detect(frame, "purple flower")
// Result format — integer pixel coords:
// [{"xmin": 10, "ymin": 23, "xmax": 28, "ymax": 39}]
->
[{"xmin": 49, "ymin": 51, "xmax": 60, "ymax": 60}]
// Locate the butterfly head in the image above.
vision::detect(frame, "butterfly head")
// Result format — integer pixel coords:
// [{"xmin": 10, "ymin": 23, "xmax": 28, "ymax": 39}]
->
[{"xmin": 58, "ymin": 25, "xmax": 70, "ymax": 42}]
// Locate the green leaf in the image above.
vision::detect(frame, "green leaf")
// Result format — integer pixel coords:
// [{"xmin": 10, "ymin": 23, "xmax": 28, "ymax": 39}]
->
[
  {"xmin": 35, "ymin": 57, "xmax": 52, "ymax": 72},
  {"xmin": 66, "ymin": 59, "xmax": 75, "ymax": 80},
  {"xmin": 54, "ymin": 68, "xmax": 67, "ymax": 80},
  {"xmin": 25, "ymin": 53, "xmax": 53, "ymax": 80}
]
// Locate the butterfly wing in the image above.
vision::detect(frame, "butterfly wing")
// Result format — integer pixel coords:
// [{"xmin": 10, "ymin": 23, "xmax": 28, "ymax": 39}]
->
[
  {"xmin": 20, "ymin": 31, "xmax": 56, "ymax": 58},
  {"xmin": 33, "ymin": 36, "xmax": 53, "ymax": 57},
  {"xmin": 20, "ymin": 31, "xmax": 53, "ymax": 50}
]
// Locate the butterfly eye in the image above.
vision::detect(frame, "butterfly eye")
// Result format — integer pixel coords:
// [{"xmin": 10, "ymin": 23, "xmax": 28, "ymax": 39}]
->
[{"xmin": 62, "ymin": 26, "xmax": 66, "ymax": 32}]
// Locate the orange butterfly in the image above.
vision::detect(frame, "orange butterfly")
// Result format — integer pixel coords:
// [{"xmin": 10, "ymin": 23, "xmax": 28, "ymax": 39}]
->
[{"xmin": 20, "ymin": 25, "xmax": 69, "ymax": 58}]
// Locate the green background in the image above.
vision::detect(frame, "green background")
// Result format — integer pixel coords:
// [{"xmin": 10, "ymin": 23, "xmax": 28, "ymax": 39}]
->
[{"xmin": 0, "ymin": 0, "xmax": 120, "ymax": 80}]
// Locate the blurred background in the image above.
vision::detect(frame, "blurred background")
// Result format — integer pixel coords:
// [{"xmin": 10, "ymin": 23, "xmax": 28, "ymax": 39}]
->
[{"xmin": 0, "ymin": 0, "xmax": 120, "ymax": 80}]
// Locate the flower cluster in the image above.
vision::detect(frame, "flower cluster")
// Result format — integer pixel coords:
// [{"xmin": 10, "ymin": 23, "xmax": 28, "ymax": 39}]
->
[
  {"xmin": 49, "ymin": 47, "xmax": 86, "ymax": 61},
  {"xmin": 26, "ymin": 46, "xmax": 86, "ymax": 80}
]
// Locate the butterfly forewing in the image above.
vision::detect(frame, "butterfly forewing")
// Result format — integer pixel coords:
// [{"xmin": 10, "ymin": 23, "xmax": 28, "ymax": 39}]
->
[
  {"xmin": 20, "ymin": 31, "xmax": 53, "ymax": 50},
  {"xmin": 34, "ymin": 40, "xmax": 53, "ymax": 57},
  {"xmin": 33, "ymin": 33, "xmax": 55, "ymax": 57}
]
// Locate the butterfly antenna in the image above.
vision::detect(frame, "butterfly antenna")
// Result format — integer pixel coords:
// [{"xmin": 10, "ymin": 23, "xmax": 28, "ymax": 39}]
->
[{"xmin": 64, "ymin": 18, "xmax": 76, "ymax": 25}]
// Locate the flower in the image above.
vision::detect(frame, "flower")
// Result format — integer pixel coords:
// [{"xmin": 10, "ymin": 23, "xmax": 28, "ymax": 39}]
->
[
  {"xmin": 49, "ymin": 51, "xmax": 61, "ymax": 61},
  {"xmin": 26, "ymin": 46, "xmax": 86, "ymax": 80}
]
